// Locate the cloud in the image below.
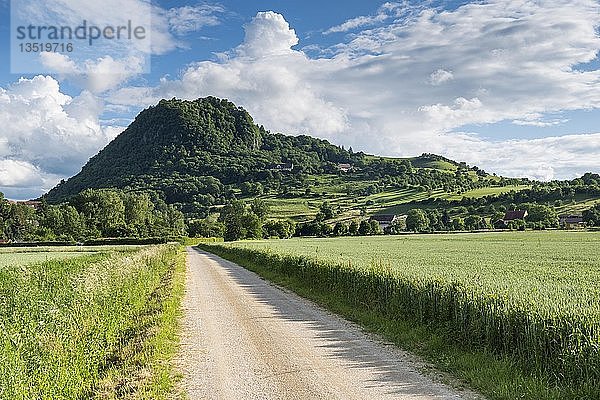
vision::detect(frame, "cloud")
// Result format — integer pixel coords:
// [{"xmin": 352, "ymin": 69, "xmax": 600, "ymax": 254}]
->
[
  {"xmin": 511, "ymin": 116, "xmax": 570, "ymax": 127},
  {"xmin": 428, "ymin": 69, "xmax": 454, "ymax": 85},
  {"xmin": 0, "ymin": 76, "xmax": 120, "ymax": 198},
  {"xmin": 0, "ymin": 160, "xmax": 44, "ymax": 187},
  {"xmin": 109, "ymin": 11, "xmax": 348, "ymax": 136},
  {"xmin": 238, "ymin": 11, "xmax": 300, "ymax": 57},
  {"xmin": 439, "ymin": 132, "xmax": 600, "ymax": 181},
  {"xmin": 40, "ymin": 53, "xmax": 145, "ymax": 93},
  {"xmin": 1, "ymin": 1, "xmax": 599, "ymax": 200},
  {"xmin": 419, "ymin": 97, "xmax": 483, "ymax": 129},
  {"xmin": 107, "ymin": 2, "xmax": 600, "ymax": 180},
  {"xmin": 167, "ymin": 4, "xmax": 225, "ymax": 35},
  {"xmin": 324, "ymin": 2, "xmax": 411, "ymax": 34},
  {"xmin": 12, "ymin": 0, "xmax": 228, "ymax": 91},
  {"xmin": 324, "ymin": 14, "xmax": 388, "ymax": 35}
]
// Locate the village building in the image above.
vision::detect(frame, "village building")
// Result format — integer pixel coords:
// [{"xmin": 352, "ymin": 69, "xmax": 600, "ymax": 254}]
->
[
  {"xmin": 559, "ymin": 214, "xmax": 585, "ymax": 229},
  {"xmin": 337, "ymin": 163, "xmax": 353, "ymax": 173},
  {"xmin": 370, "ymin": 214, "xmax": 402, "ymax": 230},
  {"xmin": 269, "ymin": 163, "xmax": 294, "ymax": 172},
  {"xmin": 7, "ymin": 200, "xmax": 43, "ymax": 210},
  {"xmin": 503, "ymin": 210, "xmax": 528, "ymax": 221},
  {"xmin": 495, "ymin": 210, "xmax": 528, "ymax": 229}
]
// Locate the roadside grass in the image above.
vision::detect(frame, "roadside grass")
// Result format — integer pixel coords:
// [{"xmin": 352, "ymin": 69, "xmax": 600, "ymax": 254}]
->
[
  {"xmin": 198, "ymin": 234, "xmax": 600, "ymax": 400},
  {"xmin": 96, "ymin": 245, "xmax": 186, "ymax": 399},
  {"xmin": 0, "ymin": 245, "xmax": 185, "ymax": 399}
]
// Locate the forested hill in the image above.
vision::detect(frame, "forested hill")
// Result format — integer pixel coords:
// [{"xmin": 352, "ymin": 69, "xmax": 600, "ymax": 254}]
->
[
  {"xmin": 46, "ymin": 96, "xmax": 531, "ymax": 220},
  {"xmin": 46, "ymin": 97, "xmax": 360, "ymax": 203}
]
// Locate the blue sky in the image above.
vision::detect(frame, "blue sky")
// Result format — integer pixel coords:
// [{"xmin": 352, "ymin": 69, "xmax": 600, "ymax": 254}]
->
[{"xmin": 0, "ymin": 0, "xmax": 599, "ymax": 199}]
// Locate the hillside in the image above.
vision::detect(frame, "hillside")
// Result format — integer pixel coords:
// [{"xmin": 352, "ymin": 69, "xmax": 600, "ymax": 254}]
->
[
  {"xmin": 47, "ymin": 97, "xmax": 358, "ymax": 207},
  {"xmin": 44, "ymin": 97, "xmax": 600, "ymax": 224}
]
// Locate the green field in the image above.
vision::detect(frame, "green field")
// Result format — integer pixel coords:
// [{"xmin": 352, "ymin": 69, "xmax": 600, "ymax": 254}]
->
[
  {"xmin": 0, "ymin": 251, "xmax": 86, "ymax": 267},
  {"xmin": 443, "ymin": 184, "xmax": 532, "ymax": 200},
  {"xmin": 259, "ymin": 179, "xmax": 537, "ymax": 221},
  {"xmin": 0, "ymin": 245, "xmax": 184, "ymax": 399},
  {"xmin": 222, "ymin": 233, "xmax": 600, "ymax": 320},
  {"xmin": 202, "ymin": 231, "xmax": 600, "ymax": 399},
  {"xmin": 0, "ymin": 247, "xmax": 102, "ymax": 267}
]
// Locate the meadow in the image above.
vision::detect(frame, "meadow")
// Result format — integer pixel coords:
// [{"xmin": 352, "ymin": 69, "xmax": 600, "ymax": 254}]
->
[
  {"xmin": 200, "ymin": 231, "xmax": 600, "ymax": 399},
  {"xmin": 0, "ymin": 245, "xmax": 184, "ymax": 399},
  {"xmin": 0, "ymin": 246, "xmax": 138, "ymax": 267}
]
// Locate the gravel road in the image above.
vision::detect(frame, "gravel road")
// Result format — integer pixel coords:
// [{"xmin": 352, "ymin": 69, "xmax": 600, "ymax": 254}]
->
[{"xmin": 177, "ymin": 247, "xmax": 482, "ymax": 400}]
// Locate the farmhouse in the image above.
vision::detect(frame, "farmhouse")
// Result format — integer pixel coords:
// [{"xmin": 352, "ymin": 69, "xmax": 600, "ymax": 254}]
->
[
  {"xmin": 370, "ymin": 214, "xmax": 402, "ymax": 230},
  {"xmin": 495, "ymin": 210, "xmax": 528, "ymax": 229},
  {"xmin": 337, "ymin": 163, "xmax": 353, "ymax": 173},
  {"xmin": 503, "ymin": 210, "xmax": 528, "ymax": 221},
  {"xmin": 559, "ymin": 214, "xmax": 585, "ymax": 229},
  {"xmin": 269, "ymin": 162, "xmax": 294, "ymax": 172},
  {"xmin": 7, "ymin": 200, "xmax": 43, "ymax": 210}
]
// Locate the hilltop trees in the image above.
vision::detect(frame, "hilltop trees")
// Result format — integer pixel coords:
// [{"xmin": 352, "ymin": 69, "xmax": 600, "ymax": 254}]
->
[
  {"xmin": 187, "ymin": 218, "xmax": 225, "ymax": 238},
  {"xmin": 263, "ymin": 219, "xmax": 296, "ymax": 239},
  {"xmin": 317, "ymin": 201, "xmax": 336, "ymax": 221},
  {"xmin": 250, "ymin": 198, "xmax": 270, "ymax": 220},
  {"xmin": 215, "ymin": 198, "xmax": 296, "ymax": 241},
  {"xmin": 45, "ymin": 97, "xmax": 361, "ymax": 207},
  {"xmin": 522, "ymin": 203, "xmax": 559, "ymax": 228},
  {"xmin": 70, "ymin": 189, "xmax": 186, "ymax": 238},
  {"xmin": 464, "ymin": 215, "xmax": 485, "ymax": 231},
  {"xmin": 2, "ymin": 202, "xmax": 36, "ymax": 241},
  {"xmin": 38, "ymin": 204, "xmax": 85, "ymax": 240},
  {"xmin": 44, "ymin": 97, "xmax": 510, "ymax": 221}
]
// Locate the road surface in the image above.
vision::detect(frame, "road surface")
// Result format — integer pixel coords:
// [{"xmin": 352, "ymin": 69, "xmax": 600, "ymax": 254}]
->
[{"xmin": 177, "ymin": 247, "xmax": 482, "ymax": 400}]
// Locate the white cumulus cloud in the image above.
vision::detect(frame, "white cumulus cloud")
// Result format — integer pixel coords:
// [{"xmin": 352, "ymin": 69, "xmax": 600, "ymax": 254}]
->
[
  {"xmin": 0, "ymin": 76, "xmax": 120, "ymax": 198},
  {"xmin": 324, "ymin": 2, "xmax": 415, "ymax": 34},
  {"xmin": 428, "ymin": 69, "xmax": 454, "ymax": 85},
  {"xmin": 40, "ymin": 53, "xmax": 145, "ymax": 93},
  {"xmin": 167, "ymin": 4, "xmax": 225, "ymax": 35},
  {"xmin": 108, "ymin": 2, "xmax": 600, "ymax": 181}
]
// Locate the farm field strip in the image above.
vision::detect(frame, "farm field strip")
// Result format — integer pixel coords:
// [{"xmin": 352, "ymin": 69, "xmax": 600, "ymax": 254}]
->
[
  {"xmin": 224, "ymin": 232, "xmax": 600, "ymax": 317},
  {"xmin": 0, "ymin": 246, "xmax": 144, "ymax": 267},
  {"xmin": 0, "ymin": 252, "xmax": 89, "ymax": 267}
]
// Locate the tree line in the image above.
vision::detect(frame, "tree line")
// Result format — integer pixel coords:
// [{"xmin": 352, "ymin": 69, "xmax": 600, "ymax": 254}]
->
[{"xmin": 0, "ymin": 189, "xmax": 185, "ymax": 242}]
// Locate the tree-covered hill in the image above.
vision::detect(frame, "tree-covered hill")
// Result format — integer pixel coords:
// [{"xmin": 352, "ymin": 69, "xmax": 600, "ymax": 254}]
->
[
  {"xmin": 45, "ymin": 96, "xmax": 515, "ymax": 219},
  {"xmin": 46, "ymin": 97, "xmax": 358, "ymax": 204}
]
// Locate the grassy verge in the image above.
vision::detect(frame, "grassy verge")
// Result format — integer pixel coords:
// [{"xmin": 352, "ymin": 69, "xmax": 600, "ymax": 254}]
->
[
  {"xmin": 0, "ymin": 245, "xmax": 185, "ymax": 399},
  {"xmin": 198, "ymin": 243, "xmax": 596, "ymax": 400},
  {"xmin": 96, "ymin": 245, "xmax": 187, "ymax": 399}
]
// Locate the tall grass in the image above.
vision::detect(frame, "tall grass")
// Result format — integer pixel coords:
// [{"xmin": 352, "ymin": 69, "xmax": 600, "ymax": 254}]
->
[
  {"xmin": 0, "ymin": 244, "xmax": 180, "ymax": 399},
  {"xmin": 200, "ymin": 233, "xmax": 600, "ymax": 398}
]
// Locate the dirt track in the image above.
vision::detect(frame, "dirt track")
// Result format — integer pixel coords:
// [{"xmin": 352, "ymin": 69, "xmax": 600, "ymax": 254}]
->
[{"xmin": 177, "ymin": 247, "xmax": 482, "ymax": 400}]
